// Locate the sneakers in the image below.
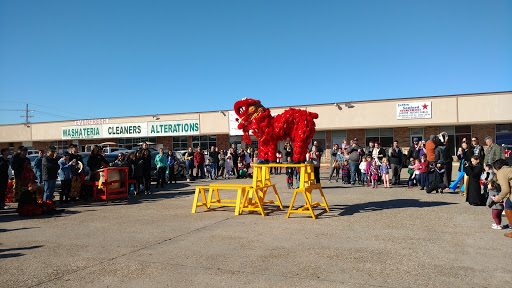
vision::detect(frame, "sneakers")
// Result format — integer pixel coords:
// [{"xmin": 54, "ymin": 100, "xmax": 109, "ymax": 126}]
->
[
  {"xmin": 502, "ymin": 224, "xmax": 511, "ymax": 229},
  {"xmin": 492, "ymin": 224, "xmax": 503, "ymax": 230}
]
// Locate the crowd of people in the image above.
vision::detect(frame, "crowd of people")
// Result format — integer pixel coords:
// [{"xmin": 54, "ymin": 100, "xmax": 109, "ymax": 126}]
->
[{"xmin": 1, "ymin": 136, "xmax": 511, "ymax": 238}]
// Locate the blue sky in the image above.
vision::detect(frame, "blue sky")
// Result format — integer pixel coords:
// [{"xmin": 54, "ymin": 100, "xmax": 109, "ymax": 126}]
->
[{"xmin": 1, "ymin": 0, "xmax": 511, "ymax": 124}]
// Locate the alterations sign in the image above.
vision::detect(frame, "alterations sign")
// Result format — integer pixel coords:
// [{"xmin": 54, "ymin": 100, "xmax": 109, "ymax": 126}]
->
[
  {"xmin": 397, "ymin": 102, "xmax": 432, "ymax": 120},
  {"xmin": 62, "ymin": 120, "xmax": 200, "ymax": 140}
]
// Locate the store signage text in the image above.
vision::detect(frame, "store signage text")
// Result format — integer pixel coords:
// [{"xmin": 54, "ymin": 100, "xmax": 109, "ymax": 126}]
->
[
  {"xmin": 62, "ymin": 120, "xmax": 199, "ymax": 140},
  {"xmin": 397, "ymin": 102, "xmax": 432, "ymax": 120},
  {"xmin": 74, "ymin": 118, "xmax": 109, "ymax": 126}
]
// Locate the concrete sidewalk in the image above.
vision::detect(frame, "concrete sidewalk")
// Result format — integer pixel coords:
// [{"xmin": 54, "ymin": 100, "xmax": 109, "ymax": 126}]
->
[{"xmin": 1, "ymin": 170, "xmax": 510, "ymax": 288}]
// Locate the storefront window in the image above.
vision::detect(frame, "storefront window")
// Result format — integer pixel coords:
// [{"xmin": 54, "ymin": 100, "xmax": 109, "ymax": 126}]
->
[
  {"xmin": 118, "ymin": 137, "xmax": 156, "ymax": 150},
  {"xmin": 52, "ymin": 141, "xmax": 68, "ymax": 154},
  {"xmin": 172, "ymin": 136, "xmax": 188, "ymax": 151},
  {"xmin": 439, "ymin": 125, "xmax": 471, "ymax": 155},
  {"xmin": 496, "ymin": 124, "xmax": 512, "ymax": 146},
  {"xmin": 192, "ymin": 135, "xmax": 217, "ymax": 151},
  {"xmin": 410, "ymin": 128, "xmax": 424, "ymax": 144},
  {"xmin": 331, "ymin": 130, "xmax": 347, "ymax": 147},
  {"xmin": 311, "ymin": 131, "xmax": 326, "ymax": 155},
  {"xmin": 366, "ymin": 128, "xmax": 393, "ymax": 148}
]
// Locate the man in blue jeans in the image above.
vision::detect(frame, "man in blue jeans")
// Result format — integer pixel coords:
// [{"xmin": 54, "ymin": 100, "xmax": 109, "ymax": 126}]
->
[
  {"xmin": 346, "ymin": 138, "xmax": 364, "ymax": 185},
  {"xmin": 208, "ymin": 146, "xmax": 219, "ymax": 180},
  {"xmin": 42, "ymin": 146, "xmax": 59, "ymax": 202}
]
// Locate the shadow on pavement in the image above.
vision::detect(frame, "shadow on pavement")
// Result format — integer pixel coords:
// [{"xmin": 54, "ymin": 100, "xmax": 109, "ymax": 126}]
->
[
  {"xmin": 324, "ymin": 199, "xmax": 457, "ymax": 217},
  {"xmin": 0, "ymin": 227, "xmax": 41, "ymax": 233},
  {"xmin": 0, "ymin": 207, "xmax": 88, "ymax": 224},
  {"xmin": 0, "ymin": 245, "xmax": 44, "ymax": 259}
]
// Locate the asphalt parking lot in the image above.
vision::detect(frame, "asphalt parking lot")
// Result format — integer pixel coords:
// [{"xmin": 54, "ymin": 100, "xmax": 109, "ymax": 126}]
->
[{"xmin": 1, "ymin": 168, "xmax": 511, "ymax": 288}]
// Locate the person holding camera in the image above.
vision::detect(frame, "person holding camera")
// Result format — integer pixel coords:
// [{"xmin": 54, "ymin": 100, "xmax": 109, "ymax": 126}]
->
[{"xmin": 435, "ymin": 132, "xmax": 453, "ymax": 187}]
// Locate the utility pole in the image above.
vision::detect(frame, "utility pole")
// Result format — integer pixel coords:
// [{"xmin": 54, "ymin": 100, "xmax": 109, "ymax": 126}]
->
[{"xmin": 20, "ymin": 104, "xmax": 34, "ymax": 124}]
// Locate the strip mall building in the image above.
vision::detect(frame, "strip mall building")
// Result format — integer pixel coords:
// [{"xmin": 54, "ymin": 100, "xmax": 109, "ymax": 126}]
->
[{"xmin": 1, "ymin": 91, "xmax": 511, "ymax": 162}]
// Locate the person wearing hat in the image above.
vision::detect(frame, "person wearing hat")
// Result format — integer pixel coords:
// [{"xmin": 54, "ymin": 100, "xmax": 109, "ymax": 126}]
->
[
  {"xmin": 346, "ymin": 138, "xmax": 365, "ymax": 185},
  {"xmin": 58, "ymin": 152, "xmax": 76, "ymax": 204}
]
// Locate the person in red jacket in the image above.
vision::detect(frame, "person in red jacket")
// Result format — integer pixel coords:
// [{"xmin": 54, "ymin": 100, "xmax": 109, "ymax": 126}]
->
[{"xmin": 194, "ymin": 147, "xmax": 205, "ymax": 179}]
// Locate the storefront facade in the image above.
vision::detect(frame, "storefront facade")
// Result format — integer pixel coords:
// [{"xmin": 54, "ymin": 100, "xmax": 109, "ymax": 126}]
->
[{"xmin": 1, "ymin": 91, "xmax": 511, "ymax": 161}]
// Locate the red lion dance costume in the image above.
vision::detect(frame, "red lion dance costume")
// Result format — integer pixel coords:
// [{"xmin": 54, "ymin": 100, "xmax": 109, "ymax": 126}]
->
[{"xmin": 234, "ymin": 98, "xmax": 318, "ymax": 162}]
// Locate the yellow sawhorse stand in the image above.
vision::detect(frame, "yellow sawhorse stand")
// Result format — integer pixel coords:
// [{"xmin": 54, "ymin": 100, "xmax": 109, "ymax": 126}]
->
[
  {"xmin": 251, "ymin": 163, "xmax": 329, "ymax": 219},
  {"xmin": 191, "ymin": 186, "xmax": 213, "ymax": 213},
  {"xmin": 207, "ymin": 184, "xmax": 252, "ymax": 215},
  {"xmin": 285, "ymin": 163, "xmax": 329, "ymax": 219},
  {"xmin": 191, "ymin": 163, "xmax": 329, "ymax": 219},
  {"xmin": 191, "ymin": 185, "xmax": 250, "ymax": 215}
]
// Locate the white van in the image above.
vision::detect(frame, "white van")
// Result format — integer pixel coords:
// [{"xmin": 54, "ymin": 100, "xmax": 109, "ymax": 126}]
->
[{"xmin": 102, "ymin": 147, "xmax": 128, "ymax": 154}]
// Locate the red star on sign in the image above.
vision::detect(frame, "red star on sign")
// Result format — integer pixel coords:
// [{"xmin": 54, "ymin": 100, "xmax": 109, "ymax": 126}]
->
[{"xmin": 422, "ymin": 103, "xmax": 429, "ymax": 110}]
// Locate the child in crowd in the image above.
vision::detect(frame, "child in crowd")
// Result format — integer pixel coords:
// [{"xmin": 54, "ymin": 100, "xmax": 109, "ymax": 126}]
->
[
  {"xmin": 29, "ymin": 181, "xmax": 45, "ymax": 202},
  {"xmin": 426, "ymin": 161, "xmax": 447, "ymax": 194},
  {"xmin": 418, "ymin": 154, "xmax": 429, "ymax": 190},
  {"xmin": 408, "ymin": 158, "xmax": 421, "ymax": 188},
  {"xmin": 486, "ymin": 180, "xmax": 504, "ymax": 229},
  {"xmin": 380, "ymin": 158, "xmax": 391, "ymax": 188},
  {"xmin": 365, "ymin": 156, "xmax": 372, "ymax": 187},
  {"xmin": 481, "ymin": 164, "xmax": 495, "ymax": 197},
  {"xmin": 407, "ymin": 157, "xmax": 416, "ymax": 187},
  {"xmin": 205, "ymin": 159, "xmax": 213, "ymax": 180},
  {"xmin": 285, "ymin": 156, "xmax": 295, "ymax": 189},
  {"xmin": 341, "ymin": 160, "xmax": 350, "ymax": 184},
  {"xmin": 359, "ymin": 157, "xmax": 367, "ymax": 187},
  {"xmin": 369, "ymin": 159, "xmax": 380, "ymax": 188},
  {"xmin": 224, "ymin": 155, "xmax": 233, "ymax": 179}
]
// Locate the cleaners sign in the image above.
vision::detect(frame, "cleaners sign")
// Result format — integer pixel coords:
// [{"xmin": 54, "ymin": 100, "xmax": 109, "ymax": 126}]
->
[
  {"xmin": 397, "ymin": 102, "xmax": 432, "ymax": 120},
  {"xmin": 62, "ymin": 120, "xmax": 200, "ymax": 140}
]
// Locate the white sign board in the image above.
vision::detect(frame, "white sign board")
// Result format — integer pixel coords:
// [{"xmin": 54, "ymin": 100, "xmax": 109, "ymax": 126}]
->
[
  {"xmin": 229, "ymin": 111, "xmax": 247, "ymax": 136},
  {"xmin": 62, "ymin": 119, "xmax": 200, "ymax": 140},
  {"xmin": 397, "ymin": 102, "xmax": 432, "ymax": 120}
]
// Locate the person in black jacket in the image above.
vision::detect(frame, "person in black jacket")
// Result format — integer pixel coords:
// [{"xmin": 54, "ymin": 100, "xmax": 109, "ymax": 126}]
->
[
  {"xmin": 141, "ymin": 148, "xmax": 152, "ymax": 193},
  {"xmin": 134, "ymin": 150, "xmax": 144, "ymax": 195},
  {"xmin": 464, "ymin": 155, "xmax": 485, "ymax": 206},
  {"xmin": 0, "ymin": 148, "xmax": 10, "ymax": 209},
  {"xmin": 435, "ymin": 132, "xmax": 453, "ymax": 187},
  {"xmin": 388, "ymin": 140, "xmax": 404, "ymax": 185},
  {"xmin": 406, "ymin": 138, "xmax": 421, "ymax": 164},
  {"xmin": 208, "ymin": 146, "xmax": 219, "ymax": 180},
  {"xmin": 87, "ymin": 145, "xmax": 109, "ymax": 181},
  {"xmin": 42, "ymin": 146, "xmax": 60, "ymax": 202}
]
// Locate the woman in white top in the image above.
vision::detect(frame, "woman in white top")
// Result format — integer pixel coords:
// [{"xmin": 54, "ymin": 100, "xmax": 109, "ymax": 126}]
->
[{"xmin": 372, "ymin": 142, "xmax": 385, "ymax": 165}]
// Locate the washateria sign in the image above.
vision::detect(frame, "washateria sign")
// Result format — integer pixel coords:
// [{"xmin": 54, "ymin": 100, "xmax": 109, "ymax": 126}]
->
[
  {"xmin": 397, "ymin": 102, "xmax": 432, "ymax": 120},
  {"xmin": 62, "ymin": 120, "xmax": 199, "ymax": 140}
]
